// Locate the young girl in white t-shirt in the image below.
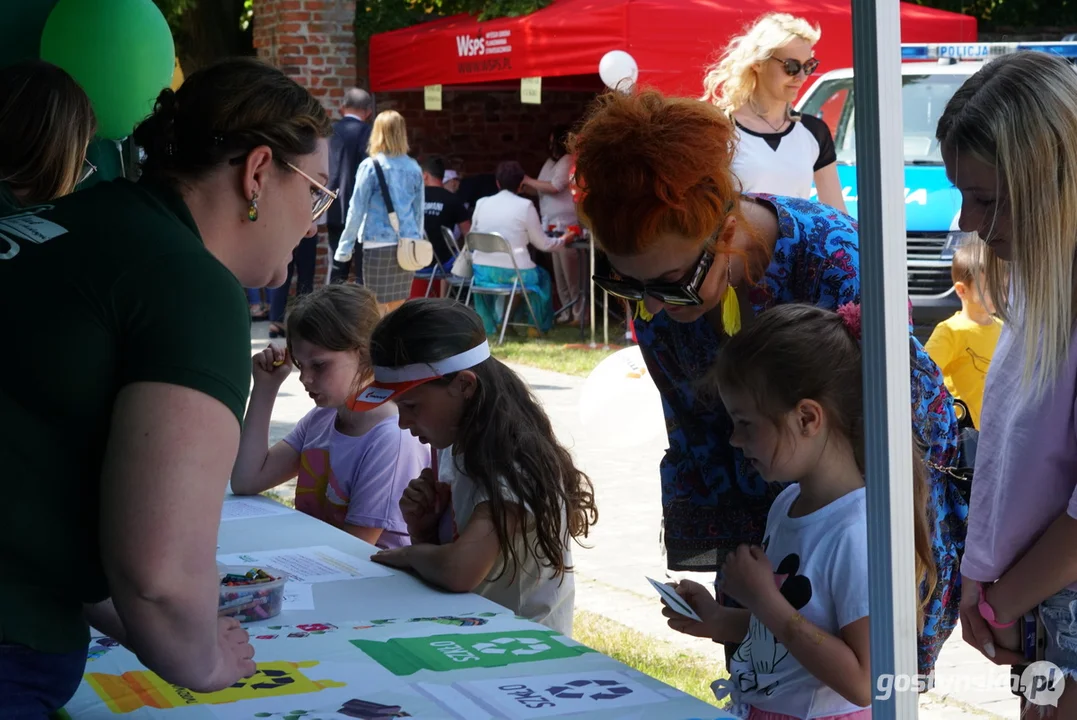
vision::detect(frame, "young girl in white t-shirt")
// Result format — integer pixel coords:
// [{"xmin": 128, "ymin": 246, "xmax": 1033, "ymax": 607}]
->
[
  {"xmin": 664, "ymin": 303, "xmax": 937, "ymax": 720},
  {"xmin": 361, "ymin": 299, "xmax": 598, "ymax": 636}
]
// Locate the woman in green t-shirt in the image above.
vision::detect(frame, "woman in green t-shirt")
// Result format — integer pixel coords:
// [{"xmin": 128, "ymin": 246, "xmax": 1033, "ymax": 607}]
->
[
  {"xmin": 0, "ymin": 60, "xmax": 96, "ymax": 212},
  {"xmin": 0, "ymin": 58, "xmax": 335, "ymax": 716}
]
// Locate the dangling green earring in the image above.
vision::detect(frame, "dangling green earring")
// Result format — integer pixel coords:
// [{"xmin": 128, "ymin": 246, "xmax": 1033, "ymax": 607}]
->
[
  {"xmin": 248, "ymin": 192, "xmax": 259, "ymax": 222},
  {"xmin": 721, "ymin": 261, "xmax": 741, "ymax": 336}
]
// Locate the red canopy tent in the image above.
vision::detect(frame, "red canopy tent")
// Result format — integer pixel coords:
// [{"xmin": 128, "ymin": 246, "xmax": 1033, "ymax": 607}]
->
[{"xmin": 369, "ymin": 0, "xmax": 976, "ymax": 96}]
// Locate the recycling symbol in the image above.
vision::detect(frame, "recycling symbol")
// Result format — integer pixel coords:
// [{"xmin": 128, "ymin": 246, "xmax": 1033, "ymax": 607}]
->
[
  {"xmin": 471, "ymin": 637, "xmax": 552, "ymax": 656},
  {"xmin": 546, "ymin": 679, "xmax": 634, "ymax": 701}
]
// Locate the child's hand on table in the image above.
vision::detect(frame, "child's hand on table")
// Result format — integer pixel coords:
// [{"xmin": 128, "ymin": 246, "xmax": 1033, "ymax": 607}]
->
[{"xmin": 370, "ymin": 545, "xmax": 414, "ymax": 569}]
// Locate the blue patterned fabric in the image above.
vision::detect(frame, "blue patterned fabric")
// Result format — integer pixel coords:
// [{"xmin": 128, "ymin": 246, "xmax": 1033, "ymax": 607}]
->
[
  {"xmin": 471, "ymin": 264, "xmax": 553, "ymax": 336},
  {"xmin": 636, "ymin": 194, "xmax": 965, "ymax": 675}
]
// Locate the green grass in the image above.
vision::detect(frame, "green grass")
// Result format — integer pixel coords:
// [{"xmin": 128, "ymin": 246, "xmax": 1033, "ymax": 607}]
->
[
  {"xmin": 262, "ymin": 489, "xmax": 295, "ymax": 508},
  {"xmin": 573, "ymin": 610, "xmax": 726, "ymax": 707},
  {"xmin": 488, "ymin": 324, "xmax": 628, "ymax": 377}
]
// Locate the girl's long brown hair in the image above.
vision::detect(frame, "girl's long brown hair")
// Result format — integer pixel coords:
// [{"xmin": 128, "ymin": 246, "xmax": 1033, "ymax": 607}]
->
[
  {"xmin": 370, "ymin": 299, "xmax": 598, "ymax": 579},
  {"xmin": 711, "ymin": 303, "xmax": 936, "ymax": 629}
]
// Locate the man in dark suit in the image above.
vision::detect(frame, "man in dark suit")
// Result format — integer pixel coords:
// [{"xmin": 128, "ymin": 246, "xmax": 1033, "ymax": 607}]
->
[{"xmin": 327, "ymin": 88, "xmax": 374, "ymax": 284}]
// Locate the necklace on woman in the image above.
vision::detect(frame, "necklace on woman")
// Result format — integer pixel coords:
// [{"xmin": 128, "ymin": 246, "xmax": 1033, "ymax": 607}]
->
[{"xmin": 748, "ymin": 99, "xmax": 790, "ymax": 133}]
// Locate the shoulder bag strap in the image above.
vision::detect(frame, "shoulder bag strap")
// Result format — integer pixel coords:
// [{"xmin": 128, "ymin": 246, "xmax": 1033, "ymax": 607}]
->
[{"xmin": 371, "ymin": 157, "xmax": 400, "ymax": 235}]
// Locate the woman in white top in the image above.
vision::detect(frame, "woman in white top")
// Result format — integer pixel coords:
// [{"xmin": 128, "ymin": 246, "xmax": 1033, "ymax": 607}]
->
[
  {"xmin": 702, "ymin": 13, "xmax": 846, "ymax": 212},
  {"xmin": 333, "ymin": 110, "xmax": 424, "ymax": 313},
  {"xmin": 469, "ymin": 161, "xmax": 563, "ymax": 336},
  {"xmin": 522, "ymin": 126, "xmax": 582, "ymax": 325}
]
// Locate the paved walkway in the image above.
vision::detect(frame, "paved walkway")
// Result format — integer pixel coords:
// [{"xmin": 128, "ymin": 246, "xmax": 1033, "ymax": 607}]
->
[{"xmin": 250, "ymin": 324, "xmax": 1018, "ymax": 718}]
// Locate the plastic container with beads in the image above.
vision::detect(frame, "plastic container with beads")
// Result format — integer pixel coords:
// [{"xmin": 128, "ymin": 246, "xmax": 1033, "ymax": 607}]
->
[{"xmin": 218, "ymin": 566, "xmax": 286, "ymax": 623}]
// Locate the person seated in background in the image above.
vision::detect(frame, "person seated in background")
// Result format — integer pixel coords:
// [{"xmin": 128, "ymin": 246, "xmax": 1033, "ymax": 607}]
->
[
  {"xmin": 415, "ymin": 156, "xmax": 472, "ymax": 299},
  {"xmin": 422, "ymin": 157, "xmax": 471, "ymax": 266},
  {"xmin": 0, "ymin": 59, "xmax": 96, "ymax": 212},
  {"xmin": 925, "ymin": 242, "xmax": 1002, "ymax": 429},
  {"xmin": 469, "ymin": 161, "xmax": 565, "ymax": 336},
  {"xmin": 443, "ymin": 169, "xmax": 461, "ymax": 194},
  {"xmin": 457, "ymin": 171, "xmax": 499, "ymax": 211}
]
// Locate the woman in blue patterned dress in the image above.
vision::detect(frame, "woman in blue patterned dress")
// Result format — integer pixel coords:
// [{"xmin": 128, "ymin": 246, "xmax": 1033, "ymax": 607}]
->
[{"xmin": 571, "ymin": 89, "xmax": 964, "ymax": 676}]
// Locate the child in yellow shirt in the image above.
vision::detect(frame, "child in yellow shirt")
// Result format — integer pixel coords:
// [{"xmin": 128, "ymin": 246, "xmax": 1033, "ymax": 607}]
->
[{"xmin": 925, "ymin": 243, "xmax": 1002, "ymax": 429}]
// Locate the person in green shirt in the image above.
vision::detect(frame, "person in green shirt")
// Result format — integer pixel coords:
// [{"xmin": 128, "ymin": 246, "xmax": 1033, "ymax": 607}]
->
[
  {"xmin": 0, "ymin": 57, "xmax": 335, "ymax": 717},
  {"xmin": 0, "ymin": 59, "xmax": 97, "ymax": 212}
]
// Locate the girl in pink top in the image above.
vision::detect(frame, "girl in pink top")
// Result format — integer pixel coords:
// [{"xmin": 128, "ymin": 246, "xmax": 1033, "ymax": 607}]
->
[
  {"xmin": 231, "ymin": 284, "xmax": 429, "ymax": 549},
  {"xmin": 939, "ymin": 51, "xmax": 1077, "ymax": 715}
]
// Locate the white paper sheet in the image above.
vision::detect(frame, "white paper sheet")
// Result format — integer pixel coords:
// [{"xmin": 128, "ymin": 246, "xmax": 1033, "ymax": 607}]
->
[
  {"xmin": 216, "ymin": 545, "xmax": 393, "ymax": 583},
  {"xmin": 281, "ymin": 582, "xmax": 316, "ymax": 611},
  {"xmin": 220, "ymin": 496, "xmax": 294, "ymax": 521}
]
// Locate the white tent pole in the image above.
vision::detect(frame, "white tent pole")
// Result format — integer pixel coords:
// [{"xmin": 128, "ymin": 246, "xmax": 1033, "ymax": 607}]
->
[
  {"xmin": 851, "ymin": 0, "xmax": 918, "ymax": 717},
  {"xmin": 590, "ymin": 239, "xmax": 597, "ymax": 347}
]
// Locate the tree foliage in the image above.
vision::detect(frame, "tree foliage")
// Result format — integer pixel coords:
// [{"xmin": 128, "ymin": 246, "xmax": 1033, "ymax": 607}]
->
[
  {"xmin": 910, "ymin": 0, "xmax": 1077, "ymax": 29},
  {"xmin": 153, "ymin": 0, "xmax": 253, "ymax": 73},
  {"xmin": 354, "ymin": 0, "xmax": 552, "ymax": 44}
]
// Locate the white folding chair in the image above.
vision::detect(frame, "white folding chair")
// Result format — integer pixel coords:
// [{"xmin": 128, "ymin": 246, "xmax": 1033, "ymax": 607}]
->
[
  {"xmin": 441, "ymin": 226, "xmax": 470, "ymax": 300},
  {"xmin": 463, "ymin": 231, "xmax": 541, "ymax": 345}
]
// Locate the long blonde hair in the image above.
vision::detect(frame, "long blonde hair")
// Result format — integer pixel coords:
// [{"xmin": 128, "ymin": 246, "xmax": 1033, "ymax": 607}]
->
[
  {"xmin": 701, "ymin": 13, "xmax": 820, "ymax": 114},
  {"xmin": 0, "ymin": 60, "xmax": 96, "ymax": 205},
  {"xmin": 937, "ymin": 51, "xmax": 1077, "ymax": 398},
  {"xmin": 368, "ymin": 110, "xmax": 409, "ymax": 157}
]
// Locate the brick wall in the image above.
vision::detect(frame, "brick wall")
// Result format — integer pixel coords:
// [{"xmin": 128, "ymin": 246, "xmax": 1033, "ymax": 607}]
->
[
  {"xmin": 254, "ymin": 0, "xmax": 600, "ymax": 287},
  {"xmin": 374, "ymin": 88, "xmax": 597, "ymax": 179},
  {"xmin": 255, "ymin": 0, "xmax": 358, "ymax": 285}
]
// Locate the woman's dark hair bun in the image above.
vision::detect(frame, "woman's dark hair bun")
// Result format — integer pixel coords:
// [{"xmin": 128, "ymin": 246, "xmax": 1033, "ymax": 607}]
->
[
  {"xmin": 131, "ymin": 57, "xmax": 332, "ymax": 185},
  {"xmin": 132, "ymin": 88, "xmax": 179, "ymax": 163}
]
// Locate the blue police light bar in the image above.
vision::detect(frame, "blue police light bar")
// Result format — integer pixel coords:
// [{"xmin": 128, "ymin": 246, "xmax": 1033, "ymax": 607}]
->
[{"xmin": 900, "ymin": 42, "xmax": 1077, "ymax": 61}]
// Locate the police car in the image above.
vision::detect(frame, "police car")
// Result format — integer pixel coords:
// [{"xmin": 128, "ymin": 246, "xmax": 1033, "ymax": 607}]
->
[{"xmin": 797, "ymin": 42, "xmax": 1077, "ymax": 336}]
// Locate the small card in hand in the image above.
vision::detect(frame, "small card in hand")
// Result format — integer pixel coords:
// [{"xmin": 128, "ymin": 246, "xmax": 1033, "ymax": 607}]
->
[{"xmin": 647, "ymin": 576, "xmax": 702, "ymax": 622}]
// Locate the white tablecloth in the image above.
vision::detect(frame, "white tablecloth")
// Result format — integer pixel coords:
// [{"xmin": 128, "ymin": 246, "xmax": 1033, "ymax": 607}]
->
[{"xmin": 64, "ymin": 495, "xmax": 734, "ymax": 719}]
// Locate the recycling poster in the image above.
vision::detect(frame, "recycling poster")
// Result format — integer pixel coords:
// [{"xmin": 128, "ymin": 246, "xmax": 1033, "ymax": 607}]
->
[{"xmin": 64, "ymin": 612, "xmax": 733, "ymax": 719}]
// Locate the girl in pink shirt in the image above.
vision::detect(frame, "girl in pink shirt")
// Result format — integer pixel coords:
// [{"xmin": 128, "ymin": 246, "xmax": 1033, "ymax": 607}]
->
[
  {"xmin": 231, "ymin": 284, "xmax": 429, "ymax": 549},
  {"xmin": 939, "ymin": 51, "xmax": 1077, "ymax": 715}
]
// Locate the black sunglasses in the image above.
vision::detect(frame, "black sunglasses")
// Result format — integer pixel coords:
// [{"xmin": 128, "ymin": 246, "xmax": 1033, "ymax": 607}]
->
[
  {"xmin": 771, "ymin": 56, "xmax": 819, "ymax": 77},
  {"xmin": 593, "ymin": 248, "xmax": 715, "ymax": 307}
]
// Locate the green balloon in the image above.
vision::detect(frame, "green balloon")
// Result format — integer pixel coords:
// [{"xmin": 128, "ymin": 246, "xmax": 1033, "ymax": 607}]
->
[{"xmin": 40, "ymin": 0, "xmax": 174, "ymax": 140}]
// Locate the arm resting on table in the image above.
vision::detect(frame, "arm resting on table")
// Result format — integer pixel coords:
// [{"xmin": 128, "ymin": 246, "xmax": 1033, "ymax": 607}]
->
[
  {"xmin": 399, "ymin": 502, "xmax": 520, "ymax": 593},
  {"xmin": 99, "ymin": 382, "xmax": 240, "ymax": 691}
]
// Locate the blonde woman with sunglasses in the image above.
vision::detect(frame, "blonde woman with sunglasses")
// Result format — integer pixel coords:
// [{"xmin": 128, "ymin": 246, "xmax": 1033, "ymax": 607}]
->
[{"xmin": 702, "ymin": 13, "xmax": 846, "ymax": 213}]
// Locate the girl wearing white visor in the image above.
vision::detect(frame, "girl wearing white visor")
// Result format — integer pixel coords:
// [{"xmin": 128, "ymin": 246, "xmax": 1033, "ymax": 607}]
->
[{"xmin": 359, "ymin": 299, "xmax": 598, "ymax": 635}]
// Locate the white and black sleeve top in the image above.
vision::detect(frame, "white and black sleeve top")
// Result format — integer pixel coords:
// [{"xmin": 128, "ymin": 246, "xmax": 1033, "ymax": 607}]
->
[{"xmin": 731, "ymin": 113, "xmax": 837, "ymax": 199}]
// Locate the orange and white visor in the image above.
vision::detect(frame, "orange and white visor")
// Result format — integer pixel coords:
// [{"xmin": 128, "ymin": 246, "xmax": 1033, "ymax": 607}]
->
[{"xmin": 347, "ymin": 340, "xmax": 491, "ymax": 411}]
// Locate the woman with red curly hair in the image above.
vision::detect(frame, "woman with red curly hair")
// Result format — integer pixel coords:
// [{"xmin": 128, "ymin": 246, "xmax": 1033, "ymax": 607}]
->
[{"xmin": 572, "ymin": 89, "xmax": 963, "ymax": 679}]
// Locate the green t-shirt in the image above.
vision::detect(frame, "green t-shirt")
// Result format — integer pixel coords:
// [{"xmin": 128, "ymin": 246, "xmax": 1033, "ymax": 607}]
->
[{"xmin": 0, "ymin": 179, "xmax": 251, "ymax": 653}]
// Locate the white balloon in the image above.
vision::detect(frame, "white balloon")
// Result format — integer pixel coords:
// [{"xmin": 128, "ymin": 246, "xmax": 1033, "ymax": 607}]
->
[
  {"xmin": 599, "ymin": 50, "xmax": 638, "ymax": 92},
  {"xmin": 579, "ymin": 345, "xmax": 667, "ymax": 449}
]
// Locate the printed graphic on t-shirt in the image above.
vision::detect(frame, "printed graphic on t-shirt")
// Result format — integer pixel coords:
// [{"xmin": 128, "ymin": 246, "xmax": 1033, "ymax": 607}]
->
[
  {"xmin": 732, "ymin": 545, "xmax": 814, "ymax": 697},
  {"xmin": 966, "ymin": 346, "xmax": 991, "ymax": 374},
  {"xmin": 294, "ymin": 448, "xmax": 349, "ymax": 527}
]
